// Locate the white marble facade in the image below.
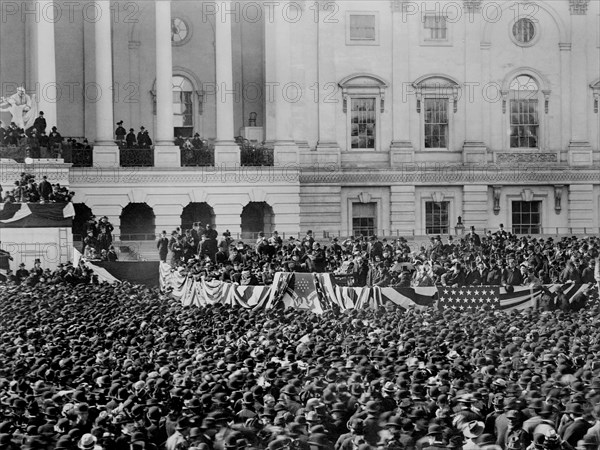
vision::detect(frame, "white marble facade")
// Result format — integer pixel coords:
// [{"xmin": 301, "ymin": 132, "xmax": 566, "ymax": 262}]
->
[{"xmin": 1, "ymin": 0, "xmax": 599, "ymax": 238}]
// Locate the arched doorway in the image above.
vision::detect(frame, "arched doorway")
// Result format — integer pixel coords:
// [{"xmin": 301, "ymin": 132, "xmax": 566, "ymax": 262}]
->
[
  {"xmin": 241, "ymin": 202, "xmax": 274, "ymax": 239},
  {"xmin": 72, "ymin": 203, "xmax": 94, "ymax": 240},
  {"xmin": 181, "ymin": 202, "xmax": 215, "ymax": 232},
  {"xmin": 120, "ymin": 203, "xmax": 155, "ymax": 240}
]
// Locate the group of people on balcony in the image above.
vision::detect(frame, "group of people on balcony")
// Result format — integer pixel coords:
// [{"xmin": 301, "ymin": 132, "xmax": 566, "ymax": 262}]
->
[
  {"xmin": 0, "ymin": 173, "xmax": 74, "ymax": 204},
  {"xmin": 115, "ymin": 121, "xmax": 153, "ymax": 149},
  {"xmin": 0, "ymin": 112, "xmax": 66, "ymax": 157}
]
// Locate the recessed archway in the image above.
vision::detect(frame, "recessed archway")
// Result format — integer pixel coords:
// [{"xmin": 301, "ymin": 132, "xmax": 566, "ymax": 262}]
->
[
  {"xmin": 240, "ymin": 202, "xmax": 274, "ymax": 239},
  {"xmin": 120, "ymin": 203, "xmax": 155, "ymax": 240},
  {"xmin": 181, "ymin": 202, "xmax": 215, "ymax": 232},
  {"xmin": 72, "ymin": 203, "xmax": 94, "ymax": 240}
]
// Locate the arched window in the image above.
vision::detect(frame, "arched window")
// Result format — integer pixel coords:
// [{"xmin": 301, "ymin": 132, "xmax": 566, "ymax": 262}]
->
[
  {"xmin": 339, "ymin": 74, "xmax": 388, "ymax": 151},
  {"xmin": 181, "ymin": 203, "xmax": 215, "ymax": 232},
  {"xmin": 173, "ymin": 75, "xmax": 194, "ymax": 138},
  {"xmin": 509, "ymin": 75, "xmax": 539, "ymax": 148},
  {"xmin": 120, "ymin": 203, "xmax": 155, "ymax": 240},
  {"xmin": 412, "ymin": 75, "xmax": 460, "ymax": 151},
  {"xmin": 241, "ymin": 202, "xmax": 274, "ymax": 239}
]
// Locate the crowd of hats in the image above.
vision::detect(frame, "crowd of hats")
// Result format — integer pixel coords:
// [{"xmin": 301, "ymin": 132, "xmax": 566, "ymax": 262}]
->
[
  {"xmin": 169, "ymin": 227, "xmax": 599, "ymax": 289},
  {"xmin": 2, "ymin": 271, "xmax": 600, "ymax": 450}
]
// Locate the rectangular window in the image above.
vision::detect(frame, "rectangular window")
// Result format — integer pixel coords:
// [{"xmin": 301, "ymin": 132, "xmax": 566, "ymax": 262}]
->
[
  {"xmin": 352, "ymin": 202, "xmax": 376, "ymax": 237},
  {"xmin": 351, "ymin": 98, "xmax": 376, "ymax": 149},
  {"xmin": 424, "ymin": 15, "xmax": 447, "ymax": 40},
  {"xmin": 425, "ymin": 201, "xmax": 449, "ymax": 234},
  {"xmin": 424, "ymin": 99, "xmax": 448, "ymax": 148},
  {"xmin": 510, "ymin": 99, "xmax": 538, "ymax": 148},
  {"xmin": 349, "ymin": 14, "xmax": 376, "ymax": 41},
  {"xmin": 512, "ymin": 201, "xmax": 541, "ymax": 234}
]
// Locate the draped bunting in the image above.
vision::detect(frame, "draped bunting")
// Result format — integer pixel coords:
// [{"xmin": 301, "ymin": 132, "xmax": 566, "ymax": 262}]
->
[
  {"xmin": 0, "ymin": 202, "xmax": 74, "ymax": 227},
  {"xmin": 160, "ymin": 262, "xmax": 598, "ymax": 314}
]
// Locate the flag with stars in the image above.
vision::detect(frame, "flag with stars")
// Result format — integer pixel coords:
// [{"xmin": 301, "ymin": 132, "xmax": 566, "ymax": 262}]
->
[
  {"xmin": 437, "ymin": 286, "xmax": 501, "ymax": 311},
  {"xmin": 282, "ymin": 273, "xmax": 322, "ymax": 312}
]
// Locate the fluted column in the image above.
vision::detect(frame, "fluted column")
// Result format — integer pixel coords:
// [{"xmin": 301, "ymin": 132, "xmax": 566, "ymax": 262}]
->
[
  {"xmin": 36, "ymin": 0, "xmax": 57, "ymax": 129},
  {"xmin": 272, "ymin": 2, "xmax": 298, "ymax": 165},
  {"xmin": 390, "ymin": 0, "xmax": 414, "ymax": 166},
  {"xmin": 91, "ymin": 0, "xmax": 120, "ymax": 167},
  {"xmin": 568, "ymin": 11, "xmax": 592, "ymax": 165},
  {"xmin": 94, "ymin": 1, "xmax": 114, "ymax": 145},
  {"xmin": 214, "ymin": 0, "xmax": 240, "ymax": 165},
  {"xmin": 314, "ymin": 2, "xmax": 340, "ymax": 164},
  {"xmin": 153, "ymin": 1, "xmax": 180, "ymax": 167},
  {"xmin": 155, "ymin": 1, "xmax": 174, "ymax": 145},
  {"xmin": 462, "ymin": 1, "xmax": 487, "ymax": 163}
]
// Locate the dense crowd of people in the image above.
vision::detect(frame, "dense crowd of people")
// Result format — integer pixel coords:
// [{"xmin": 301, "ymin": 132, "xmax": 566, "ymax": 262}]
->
[
  {"xmin": 161, "ymin": 225, "xmax": 600, "ymax": 293},
  {"xmin": 1, "ymin": 262, "xmax": 600, "ymax": 450},
  {"xmin": 0, "ymin": 173, "xmax": 74, "ymax": 204}
]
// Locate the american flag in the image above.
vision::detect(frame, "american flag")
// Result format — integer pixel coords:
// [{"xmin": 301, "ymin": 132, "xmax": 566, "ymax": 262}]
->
[{"xmin": 437, "ymin": 286, "xmax": 501, "ymax": 311}]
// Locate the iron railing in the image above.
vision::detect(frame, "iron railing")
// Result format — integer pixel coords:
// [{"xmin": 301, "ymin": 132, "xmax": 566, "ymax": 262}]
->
[
  {"xmin": 180, "ymin": 146, "xmax": 215, "ymax": 166},
  {"xmin": 119, "ymin": 147, "xmax": 154, "ymax": 167},
  {"xmin": 236, "ymin": 136, "xmax": 274, "ymax": 166}
]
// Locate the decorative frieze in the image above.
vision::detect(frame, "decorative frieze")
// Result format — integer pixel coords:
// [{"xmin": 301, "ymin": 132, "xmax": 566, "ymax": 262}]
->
[{"xmin": 495, "ymin": 153, "xmax": 558, "ymax": 164}]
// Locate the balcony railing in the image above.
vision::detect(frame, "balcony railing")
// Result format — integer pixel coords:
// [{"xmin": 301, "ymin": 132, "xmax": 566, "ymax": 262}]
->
[
  {"xmin": 119, "ymin": 147, "xmax": 154, "ymax": 167},
  {"xmin": 0, "ymin": 144, "xmax": 63, "ymax": 162},
  {"xmin": 236, "ymin": 136, "xmax": 274, "ymax": 166},
  {"xmin": 180, "ymin": 145, "xmax": 215, "ymax": 166}
]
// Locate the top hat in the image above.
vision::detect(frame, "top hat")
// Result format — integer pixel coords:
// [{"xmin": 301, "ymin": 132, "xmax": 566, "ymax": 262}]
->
[{"xmin": 116, "ymin": 121, "xmax": 123, "ymax": 125}]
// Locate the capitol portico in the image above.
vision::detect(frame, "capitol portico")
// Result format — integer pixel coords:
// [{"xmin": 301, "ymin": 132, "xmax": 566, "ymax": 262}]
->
[{"xmin": 1, "ymin": 0, "xmax": 599, "ymax": 240}]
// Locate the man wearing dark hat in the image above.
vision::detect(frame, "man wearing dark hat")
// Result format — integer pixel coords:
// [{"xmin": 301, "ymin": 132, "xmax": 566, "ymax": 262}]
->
[
  {"xmin": 115, "ymin": 121, "xmax": 126, "ymax": 144},
  {"xmin": 16, "ymin": 263, "xmax": 29, "ymax": 282},
  {"xmin": 504, "ymin": 410, "xmax": 530, "ymax": 450},
  {"xmin": 37, "ymin": 175, "xmax": 52, "ymax": 203},
  {"xmin": 126, "ymin": 128, "xmax": 136, "ymax": 148},
  {"xmin": 335, "ymin": 418, "xmax": 367, "ymax": 450},
  {"xmin": 157, "ymin": 231, "xmax": 169, "ymax": 263},
  {"xmin": 165, "ymin": 417, "xmax": 190, "ymax": 450},
  {"xmin": 48, "ymin": 126, "xmax": 63, "ymax": 156},
  {"xmin": 561, "ymin": 403, "xmax": 591, "ymax": 448},
  {"xmin": 33, "ymin": 111, "xmax": 46, "ymax": 134}
]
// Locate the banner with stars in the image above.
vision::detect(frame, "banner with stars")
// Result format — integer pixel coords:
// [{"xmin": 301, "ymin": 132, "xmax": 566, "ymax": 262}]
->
[{"xmin": 437, "ymin": 286, "xmax": 501, "ymax": 310}]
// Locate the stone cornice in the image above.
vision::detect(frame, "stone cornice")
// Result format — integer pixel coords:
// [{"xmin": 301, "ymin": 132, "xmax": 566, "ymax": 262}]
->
[
  {"xmin": 299, "ymin": 166, "xmax": 600, "ymax": 185},
  {"xmin": 64, "ymin": 165, "xmax": 600, "ymax": 186}
]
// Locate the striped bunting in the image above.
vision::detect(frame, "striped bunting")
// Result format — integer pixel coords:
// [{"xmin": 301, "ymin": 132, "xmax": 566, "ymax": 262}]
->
[{"xmin": 159, "ymin": 263, "xmax": 599, "ymax": 314}]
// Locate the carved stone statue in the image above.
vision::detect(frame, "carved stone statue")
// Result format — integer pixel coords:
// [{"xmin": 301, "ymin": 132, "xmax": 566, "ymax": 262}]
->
[{"xmin": 0, "ymin": 87, "xmax": 38, "ymax": 129}]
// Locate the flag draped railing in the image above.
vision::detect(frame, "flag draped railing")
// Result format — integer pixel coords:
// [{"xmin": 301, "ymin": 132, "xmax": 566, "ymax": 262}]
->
[{"xmin": 159, "ymin": 263, "xmax": 598, "ymax": 314}]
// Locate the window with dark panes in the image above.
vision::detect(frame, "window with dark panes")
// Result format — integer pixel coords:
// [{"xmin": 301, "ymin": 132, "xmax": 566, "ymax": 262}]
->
[
  {"xmin": 425, "ymin": 201, "xmax": 449, "ymax": 234},
  {"xmin": 510, "ymin": 75, "xmax": 539, "ymax": 148},
  {"xmin": 352, "ymin": 202, "xmax": 376, "ymax": 236},
  {"xmin": 512, "ymin": 201, "xmax": 541, "ymax": 234},
  {"xmin": 351, "ymin": 98, "xmax": 376, "ymax": 149},
  {"xmin": 424, "ymin": 99, "xmax": 448, "ymax": 148}
]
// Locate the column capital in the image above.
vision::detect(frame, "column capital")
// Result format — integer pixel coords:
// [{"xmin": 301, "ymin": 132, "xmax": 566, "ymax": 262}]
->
[{"xmin": 569, "ymin": 0, "xmax": 590, "ymax": 15}]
